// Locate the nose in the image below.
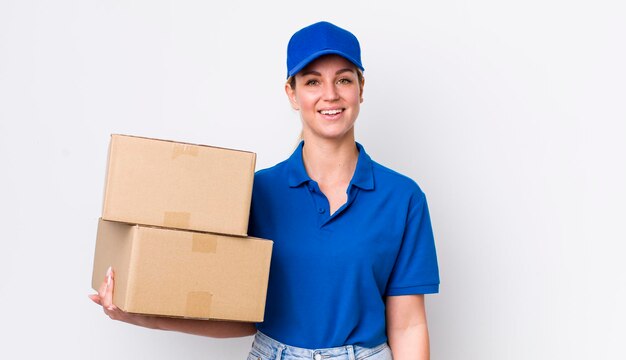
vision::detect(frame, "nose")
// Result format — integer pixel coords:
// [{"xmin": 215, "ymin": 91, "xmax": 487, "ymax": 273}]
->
[{"xmin": 322, "ymin": 82, "xmax": 339, "ymax": 101}]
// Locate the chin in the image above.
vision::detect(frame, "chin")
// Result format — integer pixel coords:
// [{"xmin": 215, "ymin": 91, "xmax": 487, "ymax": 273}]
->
[{"xmin": 312, "ymin": 129, "xmax": 355, "ymax": 142}]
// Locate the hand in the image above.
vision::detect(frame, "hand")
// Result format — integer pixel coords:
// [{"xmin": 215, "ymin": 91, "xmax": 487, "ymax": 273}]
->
[
  {"xmin": 88, "ymin": 267, "xmax": 155, "ymax": 327},
  {"xmin": 88, "ymin": 267, "xmax": 255, "ymax": 337}
]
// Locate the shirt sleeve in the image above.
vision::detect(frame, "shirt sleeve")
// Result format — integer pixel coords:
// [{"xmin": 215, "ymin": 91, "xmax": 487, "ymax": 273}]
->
[{"xmin": 385, "ymin": 190, "xmax": 440, "ymax": 296}]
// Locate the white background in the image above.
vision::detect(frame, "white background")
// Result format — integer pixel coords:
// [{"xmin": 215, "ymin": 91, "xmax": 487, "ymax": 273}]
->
[{"xmin": 1, "ymin": 1, "xmax": 625, "ymax": 359}]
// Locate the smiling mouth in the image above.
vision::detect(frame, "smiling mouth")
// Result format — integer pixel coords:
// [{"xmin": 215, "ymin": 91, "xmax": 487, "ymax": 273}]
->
[{"xmin": 319, "ymin": 109, "xmax": 344, "ymax": 115}]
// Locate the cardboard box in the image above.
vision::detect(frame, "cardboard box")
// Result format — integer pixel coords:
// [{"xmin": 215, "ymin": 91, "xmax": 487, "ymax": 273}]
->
[
  {"xmin": 92, "ymin": 219, "xmax": 273, "ymax": 321},
  {"xmin": 101, "ymin": 134, "xmax": 256, "ymax": 236}
]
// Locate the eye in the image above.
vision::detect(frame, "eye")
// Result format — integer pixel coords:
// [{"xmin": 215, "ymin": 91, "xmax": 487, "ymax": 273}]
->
[
  {"xmin": 305, "ymin": 79, "xmax": 320, "ymax": 86},
  {"xmin": 337, "ymin": 78, "xmax": 353, "ymax": 85}
]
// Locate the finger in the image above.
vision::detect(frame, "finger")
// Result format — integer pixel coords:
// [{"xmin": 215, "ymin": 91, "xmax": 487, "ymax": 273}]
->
[
  {"xmin": 100, "ymin": 266, "xmax": 113, "ymax": 309},
  {"xmin": 103, "ymin": 304, "xmax": 122, "ymax": 320},
  {"xmin": 105, "ymin": 267, "xmax": 116, "ymax": 311},
  {"xmin": 97, "ymin": 266, "xmax": 112, "ymax": 297},
  {"xmin": 88, "ymin": 294, "xmax": 102, "ymax": 305}
]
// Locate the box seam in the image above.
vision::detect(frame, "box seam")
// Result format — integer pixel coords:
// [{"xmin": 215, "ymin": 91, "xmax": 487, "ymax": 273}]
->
[{"xmin": 101, "ymin": 135, "xmax": 116, "ymax": 218}]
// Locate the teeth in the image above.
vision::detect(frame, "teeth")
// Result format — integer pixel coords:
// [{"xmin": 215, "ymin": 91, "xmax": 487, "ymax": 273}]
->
[{"xmin": 320, "ymin": 109, "xmax": 342, "ymax": 115}]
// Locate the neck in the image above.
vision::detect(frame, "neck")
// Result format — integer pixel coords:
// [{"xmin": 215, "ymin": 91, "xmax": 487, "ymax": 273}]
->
[{"xmin": 301, "ymin": 135, "xmax": 359, "ymax": 185}]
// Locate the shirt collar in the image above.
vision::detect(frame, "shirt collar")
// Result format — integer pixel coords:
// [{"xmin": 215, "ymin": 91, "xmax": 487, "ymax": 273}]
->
[
  {"xmin": 287, "ymin": 141, "xmax": 310, "ymax": 187},
  {"xmin": 351, "ymin": 142, "xmax": 375, "ymax": 190},
  {"xmin": 287, "ymin": 141, "xmax": 375, "ymax": 191}
]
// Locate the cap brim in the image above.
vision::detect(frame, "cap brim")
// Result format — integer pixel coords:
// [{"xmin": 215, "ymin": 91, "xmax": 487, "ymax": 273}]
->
[{"xmin": 287, "ymin": 50, "xmax": 364, "ymax": 78}]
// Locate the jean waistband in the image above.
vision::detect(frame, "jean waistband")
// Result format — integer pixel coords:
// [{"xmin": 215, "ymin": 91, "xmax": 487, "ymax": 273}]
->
[{"xmin": 251, "ymin": 331, "xmax": 389, "ymax": 360}]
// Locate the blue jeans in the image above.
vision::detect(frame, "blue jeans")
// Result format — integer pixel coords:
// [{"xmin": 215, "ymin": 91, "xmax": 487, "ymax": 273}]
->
[{"xmin": 247, "ymin": 331, "xmax": 393, "ymax": 360}]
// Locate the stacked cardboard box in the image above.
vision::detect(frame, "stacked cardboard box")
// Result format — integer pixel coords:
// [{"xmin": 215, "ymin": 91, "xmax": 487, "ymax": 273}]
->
[{"xmin": 92, "ymin": 134, "xmax": 273, "ymax": 322}]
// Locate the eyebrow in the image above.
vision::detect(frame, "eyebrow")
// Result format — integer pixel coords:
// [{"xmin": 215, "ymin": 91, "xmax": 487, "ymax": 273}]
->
[{"xmin": 299, "ymin": 68, "xmax": 356, "ymax": 77}]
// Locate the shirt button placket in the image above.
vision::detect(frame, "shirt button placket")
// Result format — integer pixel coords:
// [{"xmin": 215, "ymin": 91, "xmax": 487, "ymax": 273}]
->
[
  {"xmin": 314, "ymin": 353, "xmax": 322, "ymax": 360},
  {"xmin": 308, "ymin": 183, "xmax": 327, "ymax": 218}
]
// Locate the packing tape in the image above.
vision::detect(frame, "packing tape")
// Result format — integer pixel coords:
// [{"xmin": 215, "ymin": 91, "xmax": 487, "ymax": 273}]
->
[
  {"xmin": 163, "ymin": 211, "xmax": 191, "ymax": 229},
  {"xmin": 172, "ymin": 143, "xmax": 199, "ymax": 159},
  {"xmin": 186, "ymin": 291, "xmax": 212, "ymax": 318},
  {"xmin": 192, "ymin": 233, "xmax": 217, "ymax": 253}
]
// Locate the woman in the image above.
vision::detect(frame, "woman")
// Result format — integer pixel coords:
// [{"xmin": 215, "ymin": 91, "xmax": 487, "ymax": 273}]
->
[{"xmin": 90, "ymin": 21, "xmax": 439, "ymax": 360}]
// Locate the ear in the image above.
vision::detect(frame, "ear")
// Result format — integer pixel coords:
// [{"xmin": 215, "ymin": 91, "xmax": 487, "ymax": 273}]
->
[
  {"xmin": 359, "ymin": 76, "xmax": 365, "ymax": 103},
  {"xmin": 285, "ymin": 82, "xmax": 300, "ymax": 110}
]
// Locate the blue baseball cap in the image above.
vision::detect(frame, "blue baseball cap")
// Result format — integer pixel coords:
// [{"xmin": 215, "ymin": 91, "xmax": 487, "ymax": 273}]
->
[{"xmin": 286, "ymin": 21, "xmax": 364, "ymax": 79}]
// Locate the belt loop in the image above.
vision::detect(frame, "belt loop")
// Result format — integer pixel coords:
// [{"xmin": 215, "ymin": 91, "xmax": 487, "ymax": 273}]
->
[
  {"xmin": 275, "ymin": 344, "xmax": 285, "ymax": 360},
  {"xmin": 346, "ymin": 345, "xmax": 356, "ymax": 360}
]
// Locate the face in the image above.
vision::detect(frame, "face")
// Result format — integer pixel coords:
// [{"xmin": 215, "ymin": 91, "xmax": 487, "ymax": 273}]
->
[{"xmin": 286, "ymin": 55, "xmax": 364, "ymax": 142}]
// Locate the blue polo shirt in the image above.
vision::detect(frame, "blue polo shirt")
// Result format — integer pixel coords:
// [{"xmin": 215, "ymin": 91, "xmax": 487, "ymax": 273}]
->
[{"xmin": 248, "ymin": 141, "xmax": 439, "ymax": 349}]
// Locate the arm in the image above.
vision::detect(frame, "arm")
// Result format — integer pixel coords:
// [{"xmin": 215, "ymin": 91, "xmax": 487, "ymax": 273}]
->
[
  {"xmin": 88, "ymin": 267, "xmax": 256, "ymax": 338},
  {"xmin": 386, "ymin": 294, "xmax": 430, "ymax": 360}
]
